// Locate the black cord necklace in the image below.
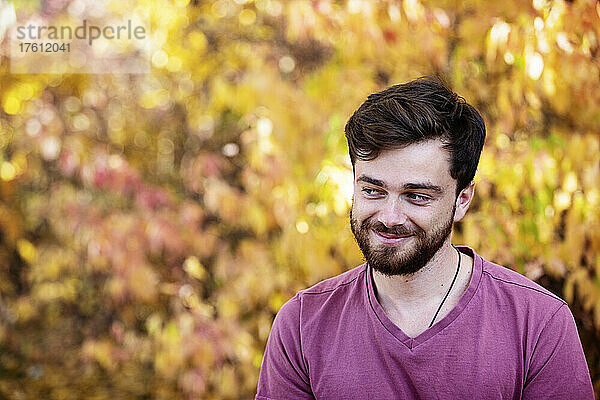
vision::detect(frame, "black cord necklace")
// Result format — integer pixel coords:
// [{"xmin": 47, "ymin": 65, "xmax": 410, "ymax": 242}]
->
[{"xmin": 428, "ymin": 244, "xmax": 461, "ymax": 328}]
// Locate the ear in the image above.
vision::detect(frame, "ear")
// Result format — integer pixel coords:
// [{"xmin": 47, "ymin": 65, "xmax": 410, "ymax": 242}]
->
[{"xmin": 453, "ymin": 180, "xmax": 475, "ymax": 222}]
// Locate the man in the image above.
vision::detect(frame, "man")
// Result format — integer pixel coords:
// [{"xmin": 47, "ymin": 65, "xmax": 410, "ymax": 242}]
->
[{"xmin": 256, "ymin": 77, "xmax": 594, "ymax": 399}]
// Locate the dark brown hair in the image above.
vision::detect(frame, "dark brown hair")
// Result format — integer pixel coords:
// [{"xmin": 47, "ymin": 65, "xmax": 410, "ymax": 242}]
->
[{"xmin": 344, "ymin": 76, "xmax": 486, "ymax": 195}]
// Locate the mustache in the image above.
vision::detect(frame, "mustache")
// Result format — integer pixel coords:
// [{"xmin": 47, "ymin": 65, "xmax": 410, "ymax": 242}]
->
[{"xmin": 362, "ymin": 219, "xmax": 418, "ymax": 236}]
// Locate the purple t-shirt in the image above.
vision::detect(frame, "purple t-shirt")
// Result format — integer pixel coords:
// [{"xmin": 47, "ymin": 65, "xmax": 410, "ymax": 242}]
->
[{"xmin": 256, "ymin": 247, "xmax": 594, "ymax": 399}]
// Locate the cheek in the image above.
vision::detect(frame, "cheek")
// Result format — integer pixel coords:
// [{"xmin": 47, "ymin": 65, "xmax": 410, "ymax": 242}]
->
[
  {"xmin": 405, "ymin": 205, "xmax": 450, "ymax": 229},
  {"xmin": 350, "ymin": 204, "xmax": 367, "ymax": 223},
  {"xmin": 351, "ymin": 195, "xmax": 370, "ymax": 213},
  {"xmin": 425, "ymin": 204, "xmax": 456, "ymax": 227}
]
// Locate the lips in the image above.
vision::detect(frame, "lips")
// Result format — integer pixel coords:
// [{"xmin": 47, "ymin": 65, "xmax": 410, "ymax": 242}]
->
[
  {"xmin": 372, "ymin": 229, "xmax": 412, "ymax": 245},
  {"xmin": 376, "ymin": 231, "xmax": 410, "ymax": 239}
]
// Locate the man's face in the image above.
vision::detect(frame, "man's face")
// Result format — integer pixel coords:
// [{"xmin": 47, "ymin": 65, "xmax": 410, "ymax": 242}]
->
[{"xmin": 350, "ymin": 139, "xmax": 460, "ymax": 276}]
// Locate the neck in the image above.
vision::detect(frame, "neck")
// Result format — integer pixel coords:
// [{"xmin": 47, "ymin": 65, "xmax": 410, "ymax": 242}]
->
[{"xmin": 371, "ymin": 240, "xmax": 460, "ymax": 306}]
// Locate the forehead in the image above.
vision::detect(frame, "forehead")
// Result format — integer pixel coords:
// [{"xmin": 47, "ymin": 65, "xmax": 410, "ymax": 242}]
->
[{"xmin": 354, "ymin": 140, "xmax": 454, "ymax": 189}]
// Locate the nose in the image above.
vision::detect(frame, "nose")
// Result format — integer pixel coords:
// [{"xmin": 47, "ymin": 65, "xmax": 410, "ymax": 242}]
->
[{"xmin": 377, "ymin": 197, "xmax": 408, "ymax": 228}]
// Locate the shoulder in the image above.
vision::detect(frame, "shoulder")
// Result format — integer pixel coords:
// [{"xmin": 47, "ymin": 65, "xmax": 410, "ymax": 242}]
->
[
  {"xmin": 476, "ymin": 255, "xmax": 567, "ymax": 325},
  {"xmin": 301, "ymin": 263, "xmax": 367, "ymax": 295},
  {"xmin": 480, "ymin": 257, "xmax": 565, "ymax": 304},
  {"xmin": 274, "ymin": 264, "xmax": 367, "ymax": 326}
]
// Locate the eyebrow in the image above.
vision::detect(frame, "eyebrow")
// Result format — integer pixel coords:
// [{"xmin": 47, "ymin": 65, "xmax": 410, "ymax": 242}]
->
[{"xmin": 356, "ymin": 175, "xmax": 444, "ymax": 194}]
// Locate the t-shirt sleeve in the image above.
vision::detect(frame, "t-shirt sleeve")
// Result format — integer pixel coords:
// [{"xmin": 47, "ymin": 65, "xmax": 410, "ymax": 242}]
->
[
  {"xmin": 256, "ymin": 293, "xmax": 314, "ymax": 400},
  {"xmin": 523, "ymin": 303, "xmax": 594, "ymax": 399}
]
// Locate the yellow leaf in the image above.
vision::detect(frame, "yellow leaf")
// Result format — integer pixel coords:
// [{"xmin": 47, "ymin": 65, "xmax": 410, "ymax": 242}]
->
[
  {"xmin": 17, "ymin": 239, "xmax": 37, "ymax": 264},
  {"xmin": 183, "ymin": 256, "xmax": 206, "ymax": 280}
]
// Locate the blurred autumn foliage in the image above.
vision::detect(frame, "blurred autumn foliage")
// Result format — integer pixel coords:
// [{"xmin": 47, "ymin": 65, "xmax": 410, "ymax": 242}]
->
[{"xmin": 0, "ymin": 0, "xmax": 598, "ymax": 398}]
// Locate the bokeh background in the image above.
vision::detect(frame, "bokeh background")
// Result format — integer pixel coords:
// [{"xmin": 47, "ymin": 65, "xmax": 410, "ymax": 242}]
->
[{"xmin": 0, "ymin": 0, "xmax": 598, "ymax": 398}]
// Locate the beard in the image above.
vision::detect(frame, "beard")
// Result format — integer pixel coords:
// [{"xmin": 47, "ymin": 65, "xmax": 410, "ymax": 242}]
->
[{"xmin": 350, "ymin": 205, "xmax": 455, "ymax": 277}]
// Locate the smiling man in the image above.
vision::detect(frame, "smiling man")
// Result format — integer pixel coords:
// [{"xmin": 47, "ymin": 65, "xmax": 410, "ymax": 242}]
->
[{"xmin": 256, "ymin": 77, "xmax": 594, "ymax": 399}]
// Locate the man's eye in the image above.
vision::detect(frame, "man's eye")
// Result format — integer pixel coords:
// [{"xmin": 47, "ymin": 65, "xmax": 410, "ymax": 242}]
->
[
  {"xmin": 362, "ymin": 188, "xmax": 383, "ymax": 197},
  {"xmin": 407, "ymin": 193, "xmax": 430, "ymax": 202}
]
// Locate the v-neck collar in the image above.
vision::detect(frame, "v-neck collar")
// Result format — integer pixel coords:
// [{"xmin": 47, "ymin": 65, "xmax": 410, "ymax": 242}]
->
[{"xmin": 365, "ymin": 246, "xmax": 483, "ymax": 350}]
